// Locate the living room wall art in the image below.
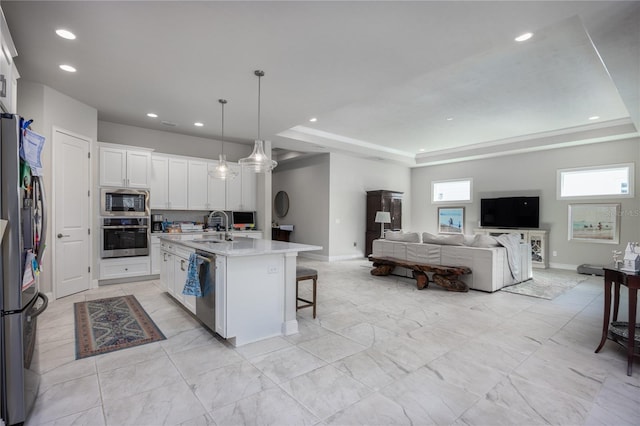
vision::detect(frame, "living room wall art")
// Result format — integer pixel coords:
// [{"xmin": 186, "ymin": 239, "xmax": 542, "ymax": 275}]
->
[
  {"xmin": 438, "ymin": 207, "xmax": 464, "ymax": 234},
  {"xmin": 568, "ymin": 203, "xmax": 620, "ymax": 244}
]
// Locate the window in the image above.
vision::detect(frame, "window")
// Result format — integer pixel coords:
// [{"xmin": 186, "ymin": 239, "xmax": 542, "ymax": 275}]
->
[
  {"xmin": 432, "ymin": 179, "xmax": 472, "ymax": 203},
  {"xmin": 558, "ymin": 163, "xmax": 634, "ymax": 199}
]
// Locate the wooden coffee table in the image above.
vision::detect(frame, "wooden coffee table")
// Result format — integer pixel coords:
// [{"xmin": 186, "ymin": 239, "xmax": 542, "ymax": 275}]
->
[{"xmin": 370, "ymin": 256, "xmax": 471, "ymax": 292}]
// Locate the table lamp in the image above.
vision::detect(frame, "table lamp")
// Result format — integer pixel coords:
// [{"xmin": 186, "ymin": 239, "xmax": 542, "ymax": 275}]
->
[{"xmin": 375, "ymin": 211, "xmax": 391, "ymax": 239}]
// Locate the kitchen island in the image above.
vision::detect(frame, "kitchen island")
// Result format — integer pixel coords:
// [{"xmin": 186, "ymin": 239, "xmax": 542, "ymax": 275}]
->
[{"xmin": 158, "ymin": 234, "xmax": 321, "ymax": 346}]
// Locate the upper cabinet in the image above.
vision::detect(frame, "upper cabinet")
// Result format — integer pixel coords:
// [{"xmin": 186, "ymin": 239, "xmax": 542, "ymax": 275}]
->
[
  {"xmin": 226, "ymin": 163, "xmax": 256, "ymax": 211},
  {"xmin": 151, "ymin": 152, "xmax": 256, "ymax": 212},
  {"xmin": 150, "ymin": 153, "xmax": 188, "ymax": 210},
  {"xmin": 99, "ymin": 143, "xmax": 152, "ymax": 188},
  {"xmin": 0, "ymin": 7, "xmax": 19, "ymax": 114},
  {"xmin": 188, "ymin": 159, "xmax": 226, "ymax": 211}
]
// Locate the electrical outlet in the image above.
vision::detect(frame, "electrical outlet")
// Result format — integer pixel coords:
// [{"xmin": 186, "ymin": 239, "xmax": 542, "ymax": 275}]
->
[
  {"xmin": 553, "ymin": 251, "xmax": 557, "ymax": 257},
  {"xmin": 268, "ymin": 265, "xmax": 278, "ymax": 274}
]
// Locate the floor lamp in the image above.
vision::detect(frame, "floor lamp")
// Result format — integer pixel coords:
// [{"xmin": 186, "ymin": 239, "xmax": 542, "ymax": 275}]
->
[{"xmin": 375, "ymin": 211, "xmax": 391, "ymax": 239}]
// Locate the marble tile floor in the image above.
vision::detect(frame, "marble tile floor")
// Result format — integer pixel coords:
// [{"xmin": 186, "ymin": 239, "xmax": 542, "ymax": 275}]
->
[{"xmin": 27, "ymin": 259, "xmax": 639, "ymax": 426}]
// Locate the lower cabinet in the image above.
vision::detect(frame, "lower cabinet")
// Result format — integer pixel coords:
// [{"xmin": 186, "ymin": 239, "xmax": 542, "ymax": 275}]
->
[
  {"xmin": 99, "ymin": 256, "xmax": 150, "ymax": 280},
  {"xmin": 151, "ymin": 235, "xmax": 161, "ymax": 275},
  {"xmin": 160, "ymin": 242, "xmax": 196, "ymax": 314}
]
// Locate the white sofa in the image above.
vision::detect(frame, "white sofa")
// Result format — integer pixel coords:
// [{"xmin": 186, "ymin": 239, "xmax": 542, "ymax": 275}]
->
[{"xmin": 371, "ymin": 232, "xmax": 532, "ymax": 292}]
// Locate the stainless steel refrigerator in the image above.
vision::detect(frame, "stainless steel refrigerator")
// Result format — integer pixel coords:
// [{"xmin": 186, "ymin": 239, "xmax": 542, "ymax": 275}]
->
[{"xmin": 1, "ymin": 113, "xmax": 48, "ymax": 425}]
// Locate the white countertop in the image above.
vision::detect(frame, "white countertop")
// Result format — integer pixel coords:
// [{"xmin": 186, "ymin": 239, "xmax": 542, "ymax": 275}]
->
[{"xmin": 158, "ymin": 234, "xmax": 322, "ymax": 257}]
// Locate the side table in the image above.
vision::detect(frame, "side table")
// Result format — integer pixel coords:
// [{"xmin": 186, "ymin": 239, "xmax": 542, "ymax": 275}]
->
[{"xmin": 595, "ymin": 265, "xmax": 639, "ymax": 376}]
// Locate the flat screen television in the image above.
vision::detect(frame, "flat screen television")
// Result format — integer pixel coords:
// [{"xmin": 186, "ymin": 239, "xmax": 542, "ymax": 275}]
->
[{"xmin": 480, "ymin": 196, "xmax": 539, "ymax": 228}]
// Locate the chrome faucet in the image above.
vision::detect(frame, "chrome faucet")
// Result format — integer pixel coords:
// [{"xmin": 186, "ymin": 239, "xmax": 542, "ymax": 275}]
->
[{"xmin": 208, "ymin": 210, "xmax": 232, "ymax": 241}]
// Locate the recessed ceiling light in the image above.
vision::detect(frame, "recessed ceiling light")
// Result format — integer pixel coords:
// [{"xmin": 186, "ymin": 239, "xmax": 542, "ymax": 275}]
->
[
  {"xmin": 59, "ymin": 64, "xmax": 76, "ymax": 73},
  {"xmin": 194, "ymin": 122, "xmax": 204, "ymax": 127},
  {"xmin": 446, "ymin": 117, "xmax": 454, "ymax": 121},
  {"xmin": 589, "ymin": 115, "xmax": 600, "ymax": 120},
  {"xmin": 55, "ymin": 29, "xmax": 76, "ymax": 40},
  {"xmin": 309, "ymin": 117, "xmax": 317, "ymax": 122},
  {"xmin": 419, "ymin": 149, "xmax": 425, "ymax": 152},
  {"xmin": 147, "ymin": 113, "xmax": 158, "ymax": 118},
  {"xmin": 515, "ymin": 32, "xmax": 533, "ymax": 42}
]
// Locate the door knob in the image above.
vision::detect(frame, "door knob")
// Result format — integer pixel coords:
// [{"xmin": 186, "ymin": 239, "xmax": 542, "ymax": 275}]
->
[{"xmin": 57, "ymin": 233, "xmax": 70, "ymax": 238}]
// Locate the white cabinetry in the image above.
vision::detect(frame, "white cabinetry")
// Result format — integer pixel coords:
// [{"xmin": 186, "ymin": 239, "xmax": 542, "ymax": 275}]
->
[
  {"xmin": 226, "ymin": 164, "xmax": 256, "ymax": 211},
  {"xmin": 151, "ymin": 235, "xmax": 161, "ymax": 275},
  {"xmin": 0, "ymin": 10, "xmax": 19, "ymax": 114},
  {"xmin": 150, "ymin": 153, "xmax": 256, "ymax": 211},
  {"xmin": 150, "ymin": 154, "xmax": 188, "ymax": 209},
  {"xmin": 188, "ymin": 160, "xmax": 226, "ymax": 210},
  {"xmin": 207, "ymin": 162, "xmax": 227, "ymax": 210},
  {"xmin": 99, "ymin": 256, "xmax": 151, "ymax": 279},
  {"xmin": 188, "ymin": 160, "xmax": 209, "ymax": 210},
  {"xmin": 225, "ymin": 163, "xmax": 242, "ymax": 211},
  {"xmin": 160, "ymin": 240, "xmax": 195, "ymax": 314},
  {"xmin": 474, "ymin": 228, "xmax": 548, "ymax": 268},
  {"xmin": 99, "ymin": 144, "xmax": 152, "ymax": 188},
  {"xmin": 159, "ymin": 241, "xmax": 174, "ymax": 292}
]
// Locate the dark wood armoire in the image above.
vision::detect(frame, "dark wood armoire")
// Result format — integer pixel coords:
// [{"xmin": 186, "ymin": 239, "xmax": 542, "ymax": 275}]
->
[{"xmin": 365, "ymin": 190, "xmax": 403, "ymax": 257}]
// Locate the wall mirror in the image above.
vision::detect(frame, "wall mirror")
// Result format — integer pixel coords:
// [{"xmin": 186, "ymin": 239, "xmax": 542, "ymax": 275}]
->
[{"xmin": 274, "ymin": 191, "xmax": 289, "ymax": 218}]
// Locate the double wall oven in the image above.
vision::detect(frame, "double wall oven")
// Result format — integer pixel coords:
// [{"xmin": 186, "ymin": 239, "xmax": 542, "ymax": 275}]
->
[{"xmin": 100, "ymin": 188, "xmax": 150, "ymax": 259}]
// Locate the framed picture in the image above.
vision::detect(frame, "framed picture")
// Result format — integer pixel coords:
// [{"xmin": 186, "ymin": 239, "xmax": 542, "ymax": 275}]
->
[
  {"xmin": 568, "ymin": 203, "xmax": 620, "ymax": 244},
  {"xmin": 438, "ymin": 207, "xmax": 464, "ymax": 234}
]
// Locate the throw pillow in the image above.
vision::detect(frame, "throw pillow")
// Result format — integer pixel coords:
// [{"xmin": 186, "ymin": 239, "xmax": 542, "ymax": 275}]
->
[
  {"xmin": 422, "ymin": 232, "xmax": 464, "ymax": 246},
  {"xmin": 463, "ymin": 235, "xmax": 476, "ymax": 246},
  {"xmin": 470, "ymin": 234, "xmax": 500, "ymax": 248},
  {"xmin": 386, "ymin": 231, "xmax": 420, "ymax": 243}
]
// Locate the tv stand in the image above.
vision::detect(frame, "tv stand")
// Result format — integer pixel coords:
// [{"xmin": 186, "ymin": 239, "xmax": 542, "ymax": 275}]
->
[{"xmin": 474, "ymin": 228, "xmax": 548, "ymax": 268}]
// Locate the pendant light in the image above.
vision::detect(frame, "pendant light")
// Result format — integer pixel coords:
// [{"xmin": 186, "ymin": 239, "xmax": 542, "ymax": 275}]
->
[
  {"xmin": 239, "ymin": 70, "xmax": 278, "ymax": 173},
  {"xmin": 210, "ymin": 99, "xmax": 238, "ymax": 180}
]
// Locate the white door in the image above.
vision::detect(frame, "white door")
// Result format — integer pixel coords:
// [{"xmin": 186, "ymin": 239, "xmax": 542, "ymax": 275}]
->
[{"xmin": 54, "ymin": 130, "xmax": 91, "ymax": 298}]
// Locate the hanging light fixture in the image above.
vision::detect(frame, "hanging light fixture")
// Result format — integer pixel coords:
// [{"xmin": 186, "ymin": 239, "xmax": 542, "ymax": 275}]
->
[
  {"xmin": 209, "ymin": 99, "xmax": 238, "ymax": 180},
  {"xmin": 239, "ymin": 70, "xmax": 278, "ymax": 173}
]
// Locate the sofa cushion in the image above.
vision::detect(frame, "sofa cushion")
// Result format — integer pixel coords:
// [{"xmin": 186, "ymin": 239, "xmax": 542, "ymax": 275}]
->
[
  {"xmin": 470, "ymin": 234, "xmax": 500, "ymax": 248},
  {"xmin": 385, "ymin": 231, "xmax": 421, "ymax": 243},
  {"xmin": 422, "ymin": 232, "xmax": 464, "ymax": 246}
]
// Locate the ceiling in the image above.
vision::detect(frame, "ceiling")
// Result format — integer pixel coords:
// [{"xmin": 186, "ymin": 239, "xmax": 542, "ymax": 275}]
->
[{"xmin": 3, "ymin": 1, "xmax": 639, "ymax": 166}]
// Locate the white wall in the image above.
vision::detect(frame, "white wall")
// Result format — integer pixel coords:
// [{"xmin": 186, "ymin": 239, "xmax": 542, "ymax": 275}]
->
[
  {"xmin": 272, "ymin": 154, "xmax": 330, "ymax": 257},
  {"xmin": 98, "ymin": 121, "xmax": 251, "ymax": 161},
  {"xmin": 329, "ymin": 153, "xmax": 411, "ymax": 260},
  {"xmin": 411, "ymin": 137, "xmax": 640, "ymax": 269},
  {"xmin": 17, "ymin": 81, "xmax": 98, "ymax": 294},
  {"xmin": 273, "ymin": 152, "xmax": 412, "ymax": 261}
]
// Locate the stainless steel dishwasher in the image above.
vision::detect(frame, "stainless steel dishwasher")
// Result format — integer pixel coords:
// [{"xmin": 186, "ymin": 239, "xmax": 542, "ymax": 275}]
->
[{"xmin": 195, "ymin": 250, "xmax": 216, "ymax": 331}]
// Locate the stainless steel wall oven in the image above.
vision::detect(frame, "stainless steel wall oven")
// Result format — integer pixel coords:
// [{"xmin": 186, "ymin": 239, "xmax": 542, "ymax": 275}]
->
[{"xmin": 100, "ymin": 217, "xmax": 149, "ymax": 258}]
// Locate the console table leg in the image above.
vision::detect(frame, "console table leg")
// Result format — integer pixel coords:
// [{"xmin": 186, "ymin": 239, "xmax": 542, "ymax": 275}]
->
[
  {"xmin": 596, "ymin": 280, "xmax": 612, "ymax": 353},
  {"xmin": 627, "ymin": 288, "xmax": 637, "ymax": 376}
]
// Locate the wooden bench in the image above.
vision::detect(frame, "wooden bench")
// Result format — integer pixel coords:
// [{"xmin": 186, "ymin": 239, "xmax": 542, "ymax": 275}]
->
[{"xmin": 370, "ymin": 256, "xmax": 471, "ymax": 292}]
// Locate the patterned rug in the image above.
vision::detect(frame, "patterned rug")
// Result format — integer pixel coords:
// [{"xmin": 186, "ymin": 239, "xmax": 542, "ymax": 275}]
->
[
  {"xmin": 500, "ymin": 269, "xmax": 589, "ymax": 300},
  {"xmin": 74, "ymin": 295, "xmax": 166, "ymax": 359}
]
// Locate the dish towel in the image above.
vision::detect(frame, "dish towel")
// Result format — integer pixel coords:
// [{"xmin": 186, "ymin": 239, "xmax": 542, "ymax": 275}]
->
[{"xmin": 183, "ymin": 253, "xmax": 204, "ymax": 297}]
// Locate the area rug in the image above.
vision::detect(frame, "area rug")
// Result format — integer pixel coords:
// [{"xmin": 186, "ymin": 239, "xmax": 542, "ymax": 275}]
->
[
  {"xmin": 500, "ymin": 269, "xmax": 589, "ymax": 300},
  {"xmin": 74, "ymin": 295, "xmax": 166, "ymax": 359}
]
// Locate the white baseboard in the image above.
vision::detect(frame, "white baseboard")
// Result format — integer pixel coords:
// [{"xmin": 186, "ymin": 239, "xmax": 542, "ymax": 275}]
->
[
  {"xmin": 548, "ymin": 262, "xmax": 579, "ymax": 271},
  {"xmin": 299, "ymin": 252, "xmax": 365, "ymax": 262}
]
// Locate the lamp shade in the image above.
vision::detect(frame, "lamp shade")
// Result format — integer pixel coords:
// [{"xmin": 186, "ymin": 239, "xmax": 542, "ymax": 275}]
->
[{"xmin": 375, "ymin": 211, "xmax": 391, "ymax": 224}]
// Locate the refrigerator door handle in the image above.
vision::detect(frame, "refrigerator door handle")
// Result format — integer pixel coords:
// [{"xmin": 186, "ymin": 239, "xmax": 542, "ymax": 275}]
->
[
  {"xmin": 28, "ymin": 292, "xmax": 49, "ymax": 319},
  {"xmin": 36, "ymin": 175, "xmax": 47, "ymax": 266}
]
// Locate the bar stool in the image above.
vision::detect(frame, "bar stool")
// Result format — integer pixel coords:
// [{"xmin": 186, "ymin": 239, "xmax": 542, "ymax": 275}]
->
[{"xmin": 296, "ymin": 266, "xmax": 318, "ymax": 318}]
